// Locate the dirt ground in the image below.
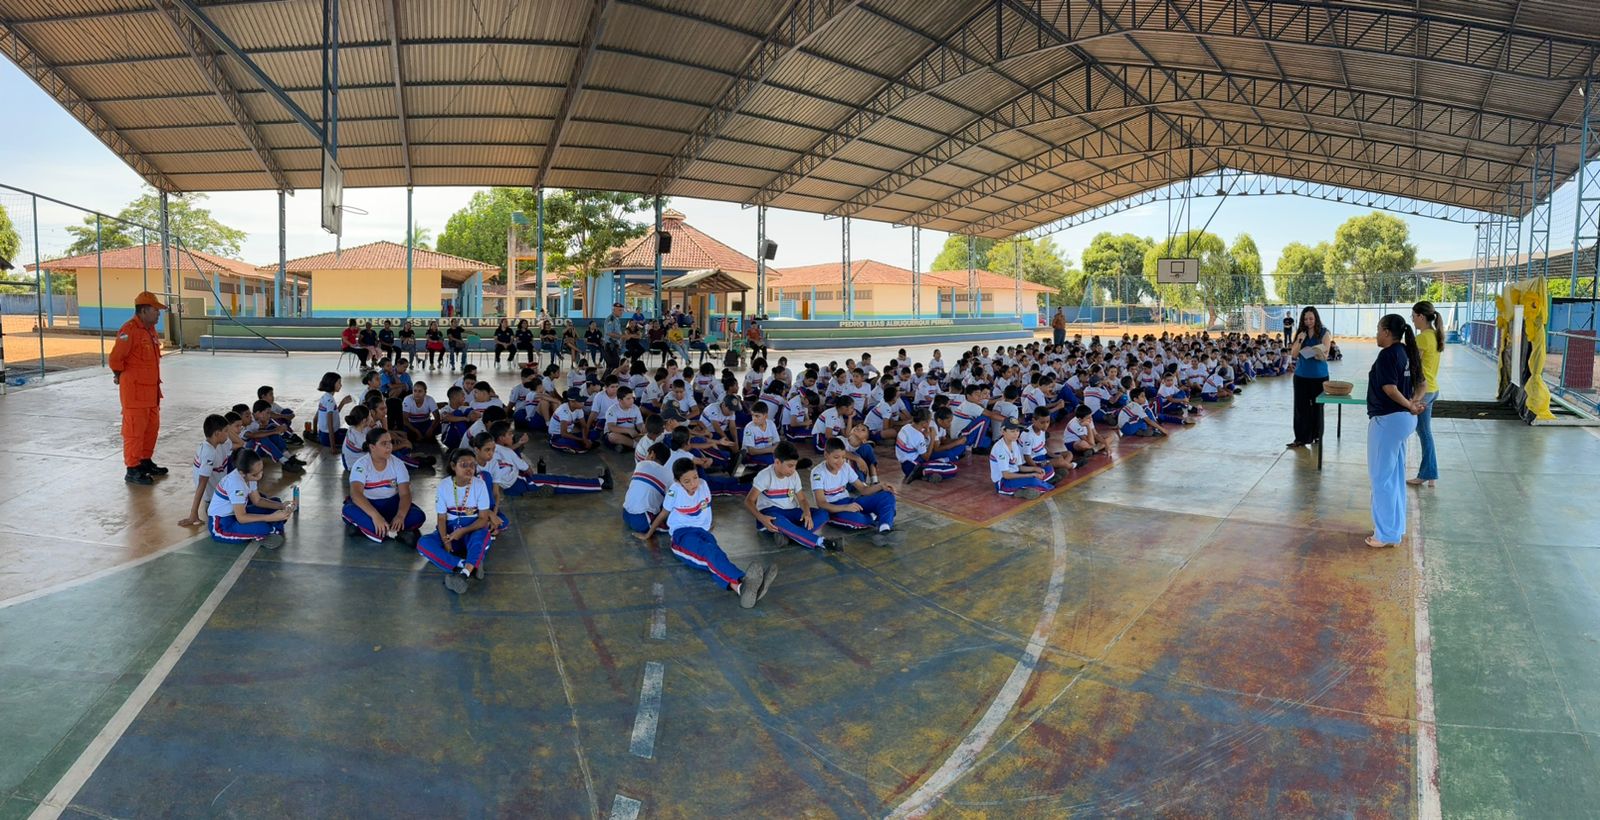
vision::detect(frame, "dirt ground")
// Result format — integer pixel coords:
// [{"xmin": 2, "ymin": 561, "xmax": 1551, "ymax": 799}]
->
[{"xmin": 1, "ymin": 315, "xmax": 107, "ymax": 373}]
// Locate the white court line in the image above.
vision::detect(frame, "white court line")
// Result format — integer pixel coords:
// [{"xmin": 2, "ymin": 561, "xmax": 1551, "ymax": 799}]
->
[
  {"xmin": 0, "ymin": 534, "xmax": 209, "ymax": 610},
  {"xmin": 1413, "ymin": 532, "xmax": 1442, "ymax": 817},
  {"xmin": 888, "ymin": 499, "xmax": 1068, "ymax": 819},
  {"xmin": 629, "ymin": 661, "xmax": 665, "ymax": 759},
  {"xmin": 28, "ymin": 542, "xmax": 260, "ymax": 820},
  {"xmin": 649, "ymin": 583, "xmax": 666, "ymax": 640},
  {"xmin": 609, "ymin": 793, "xmax": 643, "ymax": 820}
]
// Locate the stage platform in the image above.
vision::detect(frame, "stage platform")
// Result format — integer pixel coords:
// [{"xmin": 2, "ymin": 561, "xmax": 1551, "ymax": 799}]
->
[{"xmin": 1, "ymin": 342, "xmax": 1597, "ymax": 818}]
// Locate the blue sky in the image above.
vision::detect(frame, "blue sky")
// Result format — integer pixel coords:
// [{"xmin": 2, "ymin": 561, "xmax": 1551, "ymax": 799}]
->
[{"xmin": 2, "ymin": 55, "xmax": 1566, "ymax": 295}]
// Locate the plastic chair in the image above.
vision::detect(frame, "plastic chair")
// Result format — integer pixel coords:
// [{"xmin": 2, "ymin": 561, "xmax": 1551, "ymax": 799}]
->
[
  {"xmin": 464, "ymin": 333, "xmax": 483, "ymax": 368},
  {"xmin": 338, "ymin": 348, "xmax": 363, "ymax": 373}
]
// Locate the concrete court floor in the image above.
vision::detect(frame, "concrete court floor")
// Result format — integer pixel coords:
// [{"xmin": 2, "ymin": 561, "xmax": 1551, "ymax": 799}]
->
[{"xmin": 0, "ymin": 339, "xmax": 1597, "ymax": 818}]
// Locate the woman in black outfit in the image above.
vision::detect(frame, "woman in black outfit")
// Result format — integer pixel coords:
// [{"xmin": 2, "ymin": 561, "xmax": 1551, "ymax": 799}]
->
[
  {"xmin": 515, "ymin": 319, "xmax": 537, "ymax": 364},
  {"xmin": 1287, "ymin": 306, "xmax": 1332, "ymax": 448},
  {"xmin": 492, "ymin": 318, "xmax": 515, "ymax": 364}
]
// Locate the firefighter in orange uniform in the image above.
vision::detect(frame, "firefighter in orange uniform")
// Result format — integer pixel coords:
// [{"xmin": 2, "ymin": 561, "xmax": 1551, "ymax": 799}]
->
[{"xmin": 112, "ymin": 291, "xmax": 168, "ymax": 485}]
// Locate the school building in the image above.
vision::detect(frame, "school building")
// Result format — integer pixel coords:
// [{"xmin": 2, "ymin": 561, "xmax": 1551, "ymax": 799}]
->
[
  {"xmin": 768, "ymin": 259, "xmax": 1051, "ymax": 323},
  {"xmin": 262, "ymin": 241, "xmax": 498, "ymax": 319},
  {"xmin": 29, "ymin": 243, "xmax": 305, "ymax": 331}
]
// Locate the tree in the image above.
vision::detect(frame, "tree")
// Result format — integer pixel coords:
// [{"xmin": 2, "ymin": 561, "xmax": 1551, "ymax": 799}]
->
[
  {"xmin": 1325, "ymin": 212, "xmax": 1418, "ymax": 302},
  {"xmin": 0, "ymin": 203, "xmax": 20, "ymax": 265},
  {"xmin": 984, "ymin": 236, "xmax": 1082, "ymax": 306},
  {"xmin": 1142, "ymin": 230, "xmax": 1232, "ymax": 325},
  {"xmin": 403, "ymin": 224, "xmax": 433, "ymax": 251},
  {"xmin": 63, "ymin": 189, "xmax": 245, "ymax": 257},
  {"xmin": 1421, "ymin": 280, "xmax": 1468, "ymax": 302},
  {"xmin": 1546, "ymin": 277, "xmax": 1596, "ymax": 298},
  {"xmin": 930, "ymin": 236, "xmax": 996, "ymax": 273},
  {"xmin": 1080, "ymin": 232, "xmax": 1154, "ymax": 305},
  {"xmin": 435, "ymin": 187, "xmax": 539, "ymax": 280},
  {"xmin": 543, "ymin": 190, "xmax": 651, "ymax": 297},
  {"xmin": 1227, "ymin": 233, "xmax": 1268, "ymax": 305},
  {"xmin": 1275, "ymin": 241, "xmax": 1335, "ymax": 304}
]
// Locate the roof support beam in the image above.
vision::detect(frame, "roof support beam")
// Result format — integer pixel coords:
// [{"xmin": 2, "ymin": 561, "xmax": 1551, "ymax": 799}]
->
[
  {"xmin": 968, "ymin": 147, "xmax": 1508, "ymax": 236},
  {"xmin": 533, "ymin": 0, "xmax": 612, "ymax": 191},
  {"xmin": 651, "ymin": 0, "xmax": 863, "ymax": 194},
  {"xmin": 166, "ymin": 0, "xmax": 326, "ymax": 145},
  {"xmin": 381, "ymin": 0, "xmax": 411, "ymax": 187},
  {"xmin": 0, "ymin": 20, "xmax": 176, "ymax": 190},
  {"xmin": 155, "ymin": 0, "xmax": 292, "ymax": 191}
]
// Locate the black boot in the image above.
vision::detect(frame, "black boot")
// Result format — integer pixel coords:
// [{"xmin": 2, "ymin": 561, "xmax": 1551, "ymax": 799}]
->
[
  {"xmin": 125, "ymin": 467, "xmax": 153, "ymax": 485},
  {"xmin": 137, "ymin": 459, "xmax": 169, "ymax": 476}
]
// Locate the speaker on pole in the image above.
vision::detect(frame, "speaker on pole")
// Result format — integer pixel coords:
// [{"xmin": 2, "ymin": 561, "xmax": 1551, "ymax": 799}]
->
[
  {"xmin": 762, "ymin": 240, "xmax": 778, "ymax": 260},
  {"xmin": 657, "ymin": 233, "xmax": 673, "ymax": 254}
]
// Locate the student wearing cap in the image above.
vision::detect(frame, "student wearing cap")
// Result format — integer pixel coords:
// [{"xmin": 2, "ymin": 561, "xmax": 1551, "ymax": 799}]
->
[
  {"xmin": 549, "ymin": 387, "xmax": 595, "ymax": 453},
  {"xmin": 111, "ymin": 291, "xmax": 169, "ymax": 484}
]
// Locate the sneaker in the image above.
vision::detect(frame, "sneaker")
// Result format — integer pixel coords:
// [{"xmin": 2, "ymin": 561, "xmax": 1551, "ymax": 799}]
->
[
  {"xmin": 739, "ymin": 564, "xmax": 767, "ymax": 609},
  {"xmin": 396, "ymin": 530, "xmax": 420, "ymax": 548},
  {"xmin": 532, "ymin": 484, "xmax": 556, "ymax": 498},
  {"xmin": 137, "ymin": 459, "xmax": 169, "ymax": 476},
  {"xmin": 282, "ymin": 459, "xmax": 306, "ymax": 474},
  {"xmin": 756, "ymin": 562, "xmax": 777, "ymax": 601},
  {"xmin": 344, "ymin": 522, "xmax": 359, "ymax": 537},
  {"xmin": 537, "ymin": 458, "xmax": 547, "ymax": 474},
  {"xmin": 124, "ymin": 468, "xmax": 153, "ymax": 485},
  {"xmin": 1014, "ymin": 488, "xmax": 1042, "ymax": 500},
  {"xmin": 444, "ymin": 573, "xmax": 469, "ymax": 594},
  {"xmin": 255, "ymin": 533, "xmax": 285, "ymax": 550},
  {"xmin": 600, "ymin": 467, "xmax": 614, "ymax": 491},
  {"xmin": 821, "ymin": 537, "xmax": 843, "ymax": 552},
  {"xmin": 877, "ymin": 523, "xmax": 893, "ymax": 533},
  {"xmin": 925, "ymin": 472, "xmax": 944, "ymax": 484}
]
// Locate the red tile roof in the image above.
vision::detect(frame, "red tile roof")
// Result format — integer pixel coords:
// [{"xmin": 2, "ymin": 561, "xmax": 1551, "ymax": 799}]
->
[
  {"xmin": 258, "ymin": 241, "xmax": 498, "ymax": 282},
  {"xmin": 30, "ymin": 243, "xmax": 264, "ymax": 279},
  {"xmin": 772, "ymin": 259, "xmax": 1054, "ymax": 292},
  {"xmin": 603, "ymin": 209, "xmax": 760, "ymax": 274}
]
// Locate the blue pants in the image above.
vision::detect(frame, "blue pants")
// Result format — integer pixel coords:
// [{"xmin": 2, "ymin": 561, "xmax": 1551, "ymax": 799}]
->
[
  {"xmin": 760, "ymin": 506, "xmax": 830, "ymax": 549},
  {"xmin": 900, "ymin": 456, "xmax": 957, "ymax": 478},
  {"xmin": 342, "ymin": 495, "xmax": 426, "ymax": 543},
  {"xmin": 1120, "ymin": 419, "xmax": 1149, "ymax": 436},
  {"xmin": 743, "ymin": 452, "xmax": 774, "ymax": 468},
  {"xmin": 505, "ymin": 474, "xmax": 603, "ymax": 495},
  {"xmin": 209, "ymin": 502, "xmax": 284, "ymax": 543},
  {"xmin": 442, "ymin": 422, "xmax": 470, "ymax": 449},
  {"xmin": 623, "ymin": 510, "xmax": 654, "ymax": 533},
  {"xmin": 669, "ymin": 526, "xmax": 743, "ymax": 588},
  {"xmin": 1415, "ymin": 392, "xmax": 1438, "ymax": 481},
  {"xmin": 417, "ymin": 514, "xmax": 492, "ymax": 573},
  {"xmin": 997, "ymin": 475, "xmax": 1052, "ymax": 496},
  {"xmin": 826, "ymin": 492, "xmax": 896, "ymax": 530},
  {"xmin": 785, "ymin": 425, "xmax": 810, "ymax": 442},
  {"xmin": 1367, "ymin": 411, "xmax": 1417, "ymax": 544},
  {"xmin": 248, "ymin": 435, "xmax": 286, "ymax": 462},
  {"xmin": 854, "ymin": 442, "xmax": 877, "ymax": 467},
  {"xmin": 550, "ymin": 434, "xmax": 590, "ymax": 453},
  {"xmin": 317, "ymin": 428, "xmax": 347, "ymax": 451},
  {"xmin": 703, "ymin": 472, "xmax": 750, "ymax": 497},
  {"xmin": 961, "ymin": 418, "xmax": 991, "ymax": 450}
]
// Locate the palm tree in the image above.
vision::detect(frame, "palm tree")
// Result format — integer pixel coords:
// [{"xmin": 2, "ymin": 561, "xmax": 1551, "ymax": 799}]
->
[{"xmin": 403, "ymin": 224, "xmax": 433, "ymax": 250}]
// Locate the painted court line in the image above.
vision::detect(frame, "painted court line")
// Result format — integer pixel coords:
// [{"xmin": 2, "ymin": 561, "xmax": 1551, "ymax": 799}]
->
[
  {"xmin": 629, "ymin": 661, "xmax": 665, "ymax": 759},
  {"xmin": 0, "ymin": 534, "xmax": 212, "ymax": 610},
  {"xmin": 650, "ymin": 582, "xmax": 666, "ymax": 640},
  {"xmin": 28, "ymin": 541, "xmax": 260, "ymax": 820},
  {"xmin": 888, "ymin": 499, "xmax": 1069, "ymax": 819},
  {"xmin": 609, "ymin": 793, "xmax": 643, "ymax": 820},
  {"xmin": 1413, "ymin": 536, "xmax": 1441, "ymax": 820}
]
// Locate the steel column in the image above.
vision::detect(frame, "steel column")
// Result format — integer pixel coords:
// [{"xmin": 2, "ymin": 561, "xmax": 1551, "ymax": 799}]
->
[
  {"xmin": 1501, "ymin": 185, "xmax": 1523, "ymax": 292},
  {"xmin": 841, "ymin": 216, "xmax": 852, "ymax": 320},
  {"xmin": 95, "ymin": 215, "xmax": 105, "ymax": 365},
  {"xmin": 1572, "ymin": 78, "xmax": 1600, "ymax": 306},
  {"xmin": 911, "ymin": 225, "xmax": 921, "ymax": 319},
  {"xmin": 1526, "ymin": 145, "xmax": 1556, "ymax": 279},
  {"xmin": 1013, "ymin": 240, "xmax": 1022, "ymax": 318},
  {"xmin": 405, "ymin": 186, "xmax": 413, "ymax": 318},
  {"xmin": 159, "ymin": 191, "xmax": 171, "ymax": 326},
  {"xmin": 276, "ymin": 189, "xmax": 286, "ymax": 316},
  {"xmin": 536, "ymin": 188, "xmax": 545, "ymax": 319},
  {"xmin": 653, "ymin": 195, "xmax": 663, "ymax": 318},
  {"xmin": 755, "ymin": 204, "xmax": 767, "ymax": 317},
  {"xmin": 32, "ymin": 194, "xmax": 44, "ymax": 374},
  {"xmin": 965, "ymin": 235, "xmax": 977, "ymax": 318}
]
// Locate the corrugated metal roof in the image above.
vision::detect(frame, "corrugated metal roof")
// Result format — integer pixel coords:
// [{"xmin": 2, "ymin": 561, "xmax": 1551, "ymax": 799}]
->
[{"xmin": 3, "ymin": 0, "xmax": 1596, "ymax": 237}]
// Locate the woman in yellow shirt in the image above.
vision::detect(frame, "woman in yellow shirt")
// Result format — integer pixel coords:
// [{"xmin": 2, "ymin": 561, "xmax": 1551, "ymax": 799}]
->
[{"xmin": 1408, "ymin": 301, "xmax": 1444, "ymax": 487}]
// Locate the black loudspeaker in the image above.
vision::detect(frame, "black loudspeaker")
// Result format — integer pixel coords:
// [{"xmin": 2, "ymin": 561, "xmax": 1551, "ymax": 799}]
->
[
  {"xmin": 657, "ymin": 233, "xmax": 673, "ymax": 254},
  {"xmin": 762, "ymin": 240, "xmax": 778, "ymax": 260}
]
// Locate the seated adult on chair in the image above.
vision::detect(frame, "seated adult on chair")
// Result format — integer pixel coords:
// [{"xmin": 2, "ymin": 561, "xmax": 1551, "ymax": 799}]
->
[
  {"xmin": 745, "ymin": 320, "xmax": 768, "ymax": 360},
  {"xmin": 341, "ymin": 319, "xmax": 368, "ymax": 366}
]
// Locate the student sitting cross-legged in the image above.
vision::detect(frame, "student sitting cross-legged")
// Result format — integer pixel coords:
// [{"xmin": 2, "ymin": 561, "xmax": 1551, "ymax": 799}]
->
[
  {"xmin": 745, "ymin": 441, "xmax": 840, "ymax": 551},
  {"xmin": 811, "ymin": 437, "xmax": 897, "ymax": 534},
  {"xmin": 990, "ymin": 420, "xmax": 1055, "ymax": 500},
  {"xmin": 417, "ymin": 447, "xmax": 497, "ymax": 594},
  {"xmin": 636, "ymin": 459, "xmax": 777, "ymax": 609},
  {"xmin": 341, "ymin": 428, "xmax": 427, "ymax": 546},
  {"xmin": 895, "ymin": 407, "xmax": 960, "ymax": 484},
  {"xmin": 206, "ymin": 449, "xmax": 292, "ymax": 549}
]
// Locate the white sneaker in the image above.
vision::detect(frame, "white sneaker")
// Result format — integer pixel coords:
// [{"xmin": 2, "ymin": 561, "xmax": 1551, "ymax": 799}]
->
[{"xmin": 877, "ymin": 523, "xmax": 892, "ymax": 533}]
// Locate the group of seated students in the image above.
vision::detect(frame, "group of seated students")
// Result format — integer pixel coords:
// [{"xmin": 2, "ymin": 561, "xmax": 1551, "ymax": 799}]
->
[{"xmin": 186, "ymin": 327, "xmax": 1291, "ymax": 604}]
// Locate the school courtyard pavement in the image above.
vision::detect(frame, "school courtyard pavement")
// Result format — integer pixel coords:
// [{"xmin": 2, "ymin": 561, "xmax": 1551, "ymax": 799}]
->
[{"xmin": 0, "ymin": 338, "xmax": 1596, "ymax": 818}]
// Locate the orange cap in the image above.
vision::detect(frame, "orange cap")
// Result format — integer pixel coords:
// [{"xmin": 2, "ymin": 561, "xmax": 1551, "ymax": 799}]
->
[{"xmin": 133, "ymin": 291, "xmax": 167, "ymax": 309}]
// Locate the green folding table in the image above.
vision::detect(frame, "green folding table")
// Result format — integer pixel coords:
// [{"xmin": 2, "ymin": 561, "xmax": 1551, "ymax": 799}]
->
[{"xmin": 1314, "ymin": 386, "xmax": 1365, "ymax": 470}]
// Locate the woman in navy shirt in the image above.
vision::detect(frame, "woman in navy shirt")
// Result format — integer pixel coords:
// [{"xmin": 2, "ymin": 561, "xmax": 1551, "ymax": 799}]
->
[
  {"xmin": 1286, "ymin": 306, "xmax": 1331, "ymax": 448},
  {"xmin": 1365, "ymin": 313, "xmax": 1426, "ymax": 549}
]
